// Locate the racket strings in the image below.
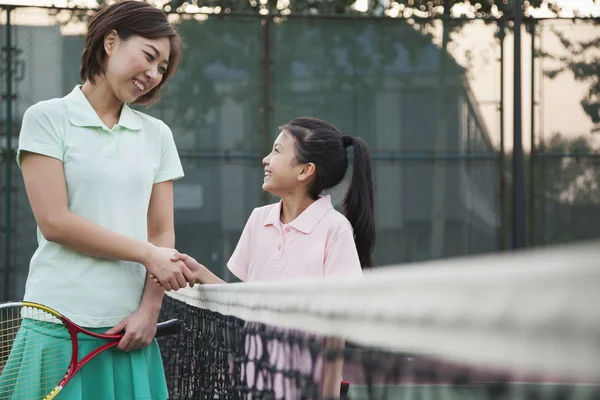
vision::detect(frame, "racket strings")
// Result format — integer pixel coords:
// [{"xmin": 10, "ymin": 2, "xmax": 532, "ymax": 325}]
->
[{"xmin": 0, "ymin": 305, "xmax": 72, "ymax": 399}]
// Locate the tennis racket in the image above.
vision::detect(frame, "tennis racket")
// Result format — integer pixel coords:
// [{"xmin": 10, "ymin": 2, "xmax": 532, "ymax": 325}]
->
[{"xmin": 0, "ymin": 301, "xmax": 181, "ymax": 400}]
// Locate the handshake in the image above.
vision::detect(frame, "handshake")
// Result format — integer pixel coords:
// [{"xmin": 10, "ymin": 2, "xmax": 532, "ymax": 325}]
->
[{"xmin": 143, "ymin": 246, "xmax": 204, "ymax": 291}]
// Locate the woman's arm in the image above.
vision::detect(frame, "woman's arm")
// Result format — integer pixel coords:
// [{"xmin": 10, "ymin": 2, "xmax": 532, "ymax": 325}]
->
[
  {"xmin": 20, "ymin": 152, "xmax": 194, "ymax": 291},
  {"xmin": 142, "ymin": 180, "xmax": 180, "ymax": 311},
  {"xmin": 105, "ymin": 181, "xmax": 187, "ymax": 352}
]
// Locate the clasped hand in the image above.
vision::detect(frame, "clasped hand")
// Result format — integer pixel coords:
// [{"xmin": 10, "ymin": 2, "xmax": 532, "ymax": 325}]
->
[{"xmin": 143, "ymin": 246, "xmax": 196, "ymax": 291}]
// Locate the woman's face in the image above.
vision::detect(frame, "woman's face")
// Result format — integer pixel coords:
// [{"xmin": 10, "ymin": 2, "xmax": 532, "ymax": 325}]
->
[{"xmin": 103, "ymin": 33, "xmax": 170, "ymax": 103}]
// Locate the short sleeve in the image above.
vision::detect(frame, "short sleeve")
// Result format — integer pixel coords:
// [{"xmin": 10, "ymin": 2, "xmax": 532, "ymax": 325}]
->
[
  {"xmin": 227, "ymin": 209, "xmax": 257, "ymax": 282},
  {"xmin": 17, "ymin": 104, "xmax": 64, "ymax": 168},
  {"xmin": 324, "ymin": 230, "xmax": 363, "ymax": 278},
  {"xmin": 154, "ymin": 122, "xmax": 184, "ymax": 184}
]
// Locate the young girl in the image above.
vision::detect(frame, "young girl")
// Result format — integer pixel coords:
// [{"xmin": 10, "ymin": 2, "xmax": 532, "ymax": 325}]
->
[
  {"xmin": 2, "ymin": 2, "xmax": 195, "ymax": 398},
  {"xmin": 169, "ymin": 117, "xmax": 376, "ymax": 398}
]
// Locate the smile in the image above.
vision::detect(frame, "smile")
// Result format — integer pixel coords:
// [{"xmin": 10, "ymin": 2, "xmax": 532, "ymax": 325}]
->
[{"xmin": 133, "ymin": 78, "xmax": 146, "ymax": 91}]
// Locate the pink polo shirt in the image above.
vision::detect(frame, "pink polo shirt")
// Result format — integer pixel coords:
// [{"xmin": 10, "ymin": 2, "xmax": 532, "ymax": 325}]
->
[
  {"xmin": 228, "ymin": 195, "xmax": 363, "ymax": 398},
  {"xmin": 228, "ymin": 195, "xmax": 363, "ymax": 282}
]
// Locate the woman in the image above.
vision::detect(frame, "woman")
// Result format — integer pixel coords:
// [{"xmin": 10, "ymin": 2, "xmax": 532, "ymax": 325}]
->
[{"xmin": 12, "ymin": 1, "xmax": 193, "ymax": 398}]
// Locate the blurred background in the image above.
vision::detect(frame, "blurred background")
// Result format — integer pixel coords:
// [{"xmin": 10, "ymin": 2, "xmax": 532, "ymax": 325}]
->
[{"xmin": 1, "ymin": 0, "xmax": 599, "ymax": 300}]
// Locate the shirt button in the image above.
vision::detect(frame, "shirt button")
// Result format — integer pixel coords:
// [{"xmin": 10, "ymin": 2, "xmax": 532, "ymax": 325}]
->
[
  {"xmin": 278, "ymin": 245, "xmax": 281, "ymax": 251},
  {"xmin": 285, "ymin": 227, "xmax": 290, "ymax": 233}
]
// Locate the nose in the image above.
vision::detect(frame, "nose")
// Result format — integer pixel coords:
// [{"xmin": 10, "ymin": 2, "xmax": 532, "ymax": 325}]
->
[
  {"xmin": 145, "ymin": 67, "xmax": 159, "ymax": 84},
  {"xmin": 263, "ymin": 154, "xmax": 270, "ymax": 166}
]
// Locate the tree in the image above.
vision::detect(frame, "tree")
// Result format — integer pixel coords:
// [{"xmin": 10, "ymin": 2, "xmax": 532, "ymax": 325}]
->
[
  {"xmin": 537, "ymin": 134, "xmax": 600, "ymax": 238},
  {"xmin": 505, "ymin": 133, "xmax": 600, "ymax": 245},
  {"xmin": 543, "ymin": 19, "xmax": 600, "ymax": 128}
]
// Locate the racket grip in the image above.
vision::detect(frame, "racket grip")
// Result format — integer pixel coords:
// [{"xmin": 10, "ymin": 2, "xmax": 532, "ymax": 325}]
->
[
  {"xmin": 155, "ymin": 319, "xmax": 182, "ymax": 337},
  {"xmin": 341, "ymin": 380, "xmax": 350, "ymax": 397}
]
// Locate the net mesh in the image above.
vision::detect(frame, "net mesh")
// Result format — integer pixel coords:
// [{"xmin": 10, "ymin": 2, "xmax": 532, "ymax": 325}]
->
[{"xmin": 158, "ymin": 241, "xmax": 600, "ymax": 400}]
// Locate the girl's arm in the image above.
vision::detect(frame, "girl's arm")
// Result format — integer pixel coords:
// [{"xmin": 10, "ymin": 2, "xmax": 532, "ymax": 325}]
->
[
  {"xmin": 320, "ymin": 229, "xmax": 362, "ymax": 398},
  {"xmin": 169, "ymin": 253, "xmax": 226, "ymax": 284},
  {"xmin": 322, "ymin": 337, "xmax": 345, "ymax": 399},
  {"xmin": 20, "ymin": 152, "xmax": 195, "ymax": 291}
]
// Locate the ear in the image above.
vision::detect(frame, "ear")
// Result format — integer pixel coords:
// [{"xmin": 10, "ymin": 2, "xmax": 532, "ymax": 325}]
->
[
  {"xmin": 297, "ymin": 162, "xmax": 316, "ymax": 183},
  {"xmin": 104, "ymin": 30, "xmax": 119, "ymax": 56}
]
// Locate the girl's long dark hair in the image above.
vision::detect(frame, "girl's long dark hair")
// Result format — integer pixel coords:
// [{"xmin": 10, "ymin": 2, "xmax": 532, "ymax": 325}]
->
[{"xmin": 283, "ymin": 117, "xmax": 375, "ymax": 268}]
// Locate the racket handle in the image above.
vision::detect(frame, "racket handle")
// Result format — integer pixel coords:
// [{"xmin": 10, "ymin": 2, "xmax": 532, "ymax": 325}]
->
[
  {"xmin": 155, "ymin": 319, "xmax": 182, "ymax": 337},
  {"xmin": 341, "ymin": 380, "xmax": 350, "ymax": 397}
]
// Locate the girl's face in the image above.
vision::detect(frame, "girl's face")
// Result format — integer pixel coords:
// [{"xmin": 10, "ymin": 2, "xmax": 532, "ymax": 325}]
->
[
  {"xmin": 262, "ymin": 131, "xmax": 308, "ymax": 197},
  {"xmin": 103, "ymin": 33, "xmax": 170, "ymax": 103}
]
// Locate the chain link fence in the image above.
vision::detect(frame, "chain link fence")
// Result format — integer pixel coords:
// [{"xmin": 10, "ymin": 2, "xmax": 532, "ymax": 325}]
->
[{"xmin": 0, "ymin": 5, "xmax": 598, "ymax": 300}]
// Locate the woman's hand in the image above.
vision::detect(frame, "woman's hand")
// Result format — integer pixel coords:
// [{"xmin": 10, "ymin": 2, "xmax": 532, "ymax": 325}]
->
[
  {"xmin": 150, "ymin": 249, "xmax": 225, "ymax": 286},
  {"xmin": 142, "ymin": 246, "xmax": 196, "ymax": 291},
  {"xmin": 104, "ymin": 307, "xmax": 159, "ymax": 352}
]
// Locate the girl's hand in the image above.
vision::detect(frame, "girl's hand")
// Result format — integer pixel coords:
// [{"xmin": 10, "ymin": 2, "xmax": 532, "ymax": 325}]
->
[
  {"xmin": 142, "ymin": 246, "xmax": 195, "ymax": 291},
  {"xmin": 150, "ymin": 250, "xmax": 207, "ymax": 286}
]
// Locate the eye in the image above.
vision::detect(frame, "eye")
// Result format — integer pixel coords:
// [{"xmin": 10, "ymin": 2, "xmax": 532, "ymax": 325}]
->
[
  {"xmin": 144, "ymin": 51, "xmax": 155, "ymax": 62},
  {"xmin": 159, "ymin": 67, "xmax": 167, "ymax": 74}
]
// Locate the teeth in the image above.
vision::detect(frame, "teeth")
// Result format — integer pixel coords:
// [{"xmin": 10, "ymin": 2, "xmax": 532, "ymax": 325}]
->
[{"xmin": 133, "ymin": 79, "xmax": 145, "ymax": 91}]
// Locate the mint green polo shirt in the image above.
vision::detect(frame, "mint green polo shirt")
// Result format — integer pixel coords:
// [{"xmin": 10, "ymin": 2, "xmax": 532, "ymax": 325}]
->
[{"xmin": 16, "ymin": 86, "xmax": 184, "ymax": 328}]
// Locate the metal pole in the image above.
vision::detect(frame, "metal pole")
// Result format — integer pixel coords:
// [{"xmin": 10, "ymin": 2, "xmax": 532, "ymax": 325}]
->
[
  {"xmin": 539, "ymin": 24, "xmax": 546, "ymax": 245},
  {"xmin": 3, "ymin": 7, "xmax": 13, "ymax": 301},
  {"xmin": 260, "ymin": 15, "xmax": 271, "ymax": 206},
  {"xmin": 430, "ymin": 0, "xmax": 451, "ymax": 259},
  {"xmin": 498, "ymin": 20, "xmax": 506, "ymax": 251},
  {"xmin": 529, "ymin": 21, "xmax": 536, "ymax": 246},
  {"xmin": 512, "ymin": 0, "xmax": 526, "ymax": 249}
]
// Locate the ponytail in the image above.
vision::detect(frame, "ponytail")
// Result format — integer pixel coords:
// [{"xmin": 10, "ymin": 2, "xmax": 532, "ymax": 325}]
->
[
  {"xmin": 342, "ymin": 136, "xmax": 375, "ymax": 269},
  {"xmin": 282, "ymin": 118, "xmax": 376, "ymax": 268}
]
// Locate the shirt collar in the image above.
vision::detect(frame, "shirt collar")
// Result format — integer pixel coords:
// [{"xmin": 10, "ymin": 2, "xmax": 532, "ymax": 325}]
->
[
  {"xmin": 64, "ymin": 85, "xmax": 141, "ymax": 131},
  {"xmin": 263, "ymin": 195, "xmax": 334, "ymax": 234}
]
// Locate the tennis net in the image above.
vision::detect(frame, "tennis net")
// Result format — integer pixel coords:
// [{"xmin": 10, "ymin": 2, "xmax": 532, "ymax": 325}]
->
[{"xmin": 158, "ymin": 241, "xmax": 600, "ymax": 400}]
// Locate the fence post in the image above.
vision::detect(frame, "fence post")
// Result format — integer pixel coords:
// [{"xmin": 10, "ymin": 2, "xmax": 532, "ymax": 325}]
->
[
  {"xmin": 498, "ymin": 19, "xmax": 506, "ymax": 251},
  {"xmin": 529, "ymin": 20, "xmax": 537, "ymax": 246},
  {"xmin": 260, "ymin": 15, "xmax": 272, "ymax": 206},
  {"xmin": 512, "ymin": 0, "xmax": 526, "ymax": 249},
  {"xmin": 2, "ymin": 6, "xmax": 14, "ymax": 301}
]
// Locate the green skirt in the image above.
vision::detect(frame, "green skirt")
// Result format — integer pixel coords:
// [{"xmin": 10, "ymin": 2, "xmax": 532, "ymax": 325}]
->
[{"xmin": 0, "ymin": 318, "xmax": 169, "ymax": 400}]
